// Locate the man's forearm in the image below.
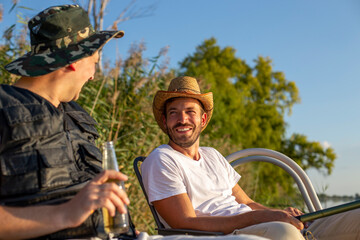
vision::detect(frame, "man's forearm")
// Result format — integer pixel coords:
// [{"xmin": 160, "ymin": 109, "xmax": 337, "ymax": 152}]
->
[
  {"xmin": 172, "ymin": 210, "xmax": 279, "ymax": 234},
  {"xmin": 0, "ymin": 204, "xmax": 68, "ymax": 239},
  {"xmin": 247, "ymin": 202, "xmax": 270, "ymax": 210},
  {"xmin": 171, "ymin": 209, "xmax": 303, "ymax": 234},
  {"xmin": 171, "ymin": 213, "xmax": 256, "ymax": 234}
]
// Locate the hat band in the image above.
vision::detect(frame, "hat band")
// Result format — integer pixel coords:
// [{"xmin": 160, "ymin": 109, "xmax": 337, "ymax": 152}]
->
[
  {"xmin": 30, "ymin": 25, "xmax": 95, "ymax": 55},
  {"xmin": 172, "ymin": 87, "xmax": 201, "ymax": 94}
]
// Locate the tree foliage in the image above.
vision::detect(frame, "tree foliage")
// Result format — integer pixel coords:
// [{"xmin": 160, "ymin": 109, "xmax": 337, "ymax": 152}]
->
[
  {"xmin": 281, "ymin": 133, "xmax": 336, "ymax": 174},
  {"xmin": 0, "ymin": 12, "xmax": 28, "ymax": 85},
  {"xmin": 180, "ymin": 38, "xmax": 336, "ymax": 204}
]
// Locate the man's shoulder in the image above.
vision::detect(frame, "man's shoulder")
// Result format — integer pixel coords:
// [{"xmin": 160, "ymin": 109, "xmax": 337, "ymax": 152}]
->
[
  {"xmin": 0, "ymin": 84, "xmax": 11, "ymax": 91},
  {"xmin": 0, "ymin": 84, "xmax": 19, "ymax": 101},
  {"xmin": 199, "ymin": 146, "xmax": 229, "ymax": 164},
  {"xmin": 144, "ymin": 145, "xmax": 178, "ymax": 165},
  {"xmin": 147, "ymin": 144, "xmax": 173, "ymax": 158},
  {"xmin": 0, "ymin": 85, "xmax": 9, "ymax": 107},
  {"xmin": 199, "ymin": 146, "xmax": 222, "ymax": 155},
  {"xmin": 63, "ymin": 101, "xmax": 87, "ymax": 112},
  {"xmin": 0, "ymin": 84, "xmax": 38, "ymax": 108}
]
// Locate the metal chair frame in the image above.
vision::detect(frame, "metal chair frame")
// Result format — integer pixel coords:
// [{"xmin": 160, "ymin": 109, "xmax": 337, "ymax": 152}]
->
[{"xmin": 226, "ymin": 148, "xmax": 322, "ymax": 212}]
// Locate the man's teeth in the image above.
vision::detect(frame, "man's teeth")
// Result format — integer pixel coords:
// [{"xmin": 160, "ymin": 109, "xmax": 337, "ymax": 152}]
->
[{"xmin": 178, "ymin": 128, "xmax": 190, "ymax": 132}]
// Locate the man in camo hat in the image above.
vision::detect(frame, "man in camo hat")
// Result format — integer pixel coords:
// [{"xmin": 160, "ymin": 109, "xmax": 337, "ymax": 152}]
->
[{"xmin": 0, "ymin": 5, "xmax": 134, "ymax": 239}]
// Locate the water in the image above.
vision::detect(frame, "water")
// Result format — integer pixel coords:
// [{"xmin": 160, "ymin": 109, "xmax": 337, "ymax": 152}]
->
[{"xmin": 320, "ymin": 199, "xmax": 354, "ymax": 208}]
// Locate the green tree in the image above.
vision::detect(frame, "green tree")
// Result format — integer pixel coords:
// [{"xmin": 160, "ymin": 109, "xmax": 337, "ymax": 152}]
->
[
  {"xmin": 0, "ymin": 5, "xmax": 28, "ymax": 85},
  {"xmin": 281, "ymin": 133, "xmax": 336, "ymax": 174},
  {"xmin": 180, "ymin": 38, "xmax": 248, "ymax": 146},
  {"xmin": 180, "ymin": 38, "xmax": 336, "ymax": 205}
]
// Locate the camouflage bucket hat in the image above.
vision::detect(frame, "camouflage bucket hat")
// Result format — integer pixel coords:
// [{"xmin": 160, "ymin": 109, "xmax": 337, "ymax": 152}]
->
[{"xmin": 5, "ymin": 4, "xmax": 124, "ymax": 77}]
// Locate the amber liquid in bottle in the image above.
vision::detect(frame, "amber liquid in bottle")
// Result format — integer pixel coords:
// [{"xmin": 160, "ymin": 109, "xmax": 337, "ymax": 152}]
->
[{"xmin": 102, "ymin": 141, "xmax": 129, "ymax": 234}]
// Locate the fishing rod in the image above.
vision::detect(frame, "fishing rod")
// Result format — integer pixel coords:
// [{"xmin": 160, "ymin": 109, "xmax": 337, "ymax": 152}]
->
[{"xmin": 295, "ymin": 199, "xmax": 360, "ymax": 222}]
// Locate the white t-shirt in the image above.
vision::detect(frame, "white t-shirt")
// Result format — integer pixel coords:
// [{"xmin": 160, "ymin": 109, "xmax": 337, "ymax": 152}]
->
[{"xmin": 141, "ymin": 145, "xmax": 252, "ymax": 220}]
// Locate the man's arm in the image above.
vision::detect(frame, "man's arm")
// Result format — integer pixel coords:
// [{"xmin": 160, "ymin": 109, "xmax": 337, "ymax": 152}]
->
[
  {"xmin": 232, "ymin": 184, "xmax": 269, "ymax": 210},
  {"xmin": 232, "ymin": 184, "xmax": 303, "ymax": 217},
  {"xmin": 0, "ymin": 170, "xmax": 130, "ymax": 239},
  {"xmin": 153, "ymin": 192, "xmax": 303, "ymax": 234}
]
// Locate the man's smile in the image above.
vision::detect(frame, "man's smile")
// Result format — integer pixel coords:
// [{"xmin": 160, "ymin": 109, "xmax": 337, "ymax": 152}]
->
[
  {"xmin": 173, "ymin": 123, "xmax": 194, "ymax": 134},
  {"xmin": 176, "ymin": 127, "xmax": 192, "ymax": 132}
]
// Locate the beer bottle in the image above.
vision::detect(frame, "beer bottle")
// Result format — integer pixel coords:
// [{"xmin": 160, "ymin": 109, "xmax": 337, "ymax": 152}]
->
[{"xmin": 101, "ymin": 141, "xmax": 129, "ymax": 234}]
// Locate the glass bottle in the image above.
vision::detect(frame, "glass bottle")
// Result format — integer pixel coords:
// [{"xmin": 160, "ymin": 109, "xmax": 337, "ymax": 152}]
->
[{"xmin": 101, "ymin": 141, "xmax": 129, "ymax": 234}]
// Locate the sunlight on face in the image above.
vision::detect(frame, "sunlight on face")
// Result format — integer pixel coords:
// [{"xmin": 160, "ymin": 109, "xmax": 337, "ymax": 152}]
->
[{"xmin": 164, "ymin": 98, "xmax": 206, "ymax": 148}]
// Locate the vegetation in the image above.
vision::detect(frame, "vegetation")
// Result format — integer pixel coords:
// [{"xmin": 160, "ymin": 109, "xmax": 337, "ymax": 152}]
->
[
  {"xmin": 180, "ymin": 38, "xmax": 336, "ymax": 205},
  {"xmin": 0, "ymin": 1, "xmax": 338, "ymax": 233},
  {"xmin": 78, "ymin": 43, "xmax": 173, "ymax": 233}
]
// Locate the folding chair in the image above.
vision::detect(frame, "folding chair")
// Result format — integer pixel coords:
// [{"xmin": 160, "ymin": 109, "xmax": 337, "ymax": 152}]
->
[
  {"xmin": 133, "ymin": 156, "xmax": 224, "ymax": 236},
  {"xmin": 133, "ymin": 148, "xmax": 323, "ymax": 235}
]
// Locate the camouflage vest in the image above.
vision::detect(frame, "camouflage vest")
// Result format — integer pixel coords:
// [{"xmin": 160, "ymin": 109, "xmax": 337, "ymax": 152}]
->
[{"xmin": 0, "ymin": 85, "xmax": 136, "ymax": 239}]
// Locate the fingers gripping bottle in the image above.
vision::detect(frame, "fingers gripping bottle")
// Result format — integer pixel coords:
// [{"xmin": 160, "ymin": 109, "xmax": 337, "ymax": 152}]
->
[{"xmin": 101, "ymin": 141, "xmax": 129, "ymax": 234}]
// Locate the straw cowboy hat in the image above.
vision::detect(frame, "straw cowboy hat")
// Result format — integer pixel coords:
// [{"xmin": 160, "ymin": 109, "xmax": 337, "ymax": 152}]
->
[
  {"xmin": 153, "ymin": 76, "xmax": 214, "ymax": 133},
  {"xmin": 5, "ymin": 4, "xmax": 124, "ymax": 77}
]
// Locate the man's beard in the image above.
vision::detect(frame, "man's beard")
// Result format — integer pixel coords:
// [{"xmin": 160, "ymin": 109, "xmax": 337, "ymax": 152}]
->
[{"xmin": 166, "ymin": 122, "xmax": 201, "ymax": 148}]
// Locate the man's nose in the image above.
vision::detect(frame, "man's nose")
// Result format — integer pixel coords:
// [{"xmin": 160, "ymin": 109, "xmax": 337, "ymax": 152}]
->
[{"xmin": 177, "ymin": 111, "xmax": 188, "ymax": 123}]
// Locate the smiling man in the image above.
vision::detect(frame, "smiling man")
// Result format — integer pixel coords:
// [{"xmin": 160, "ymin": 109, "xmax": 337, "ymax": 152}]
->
[{"xmin": 141, "ymin": 76, "xmax": 306, "ymax": 240}]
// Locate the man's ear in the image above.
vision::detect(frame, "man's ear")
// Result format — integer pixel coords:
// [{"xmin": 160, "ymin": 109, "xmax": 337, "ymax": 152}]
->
[
  {"xmin": 201, "ymin": 112, "xmax": 207, "ymax": 127},
  {"xmin": 68, "ymin": 63, "xmax": 76, "ymax": 71}
]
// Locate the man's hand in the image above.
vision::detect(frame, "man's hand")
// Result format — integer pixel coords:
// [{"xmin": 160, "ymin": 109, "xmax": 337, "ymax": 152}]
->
[
  {"xmin": 0, "ymin": 170, "xmax": 130, "ymax": 239},
  {"xmin": 60, "ymin": 170, "xmax": 130, "ymax": 229},
  {"xmin": 258, "ymin": 209, "xmax": 304, "ymax": 230},
  {"xmin": 283, "ymin": 207, "xmax": 303, "ymax": 217},
  {"xmin": 283, "ymin": 207, "xmax": 315, "ymax": 228}
]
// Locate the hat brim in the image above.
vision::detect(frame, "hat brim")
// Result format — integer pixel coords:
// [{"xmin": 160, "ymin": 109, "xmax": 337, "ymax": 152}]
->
[
  {"xmin": 153, "ymin": 91, "xmax": 213, "ymax": 134},
  {"xmin": 5, "ymin": 30, "xmax": 124, "ymax": 77}
]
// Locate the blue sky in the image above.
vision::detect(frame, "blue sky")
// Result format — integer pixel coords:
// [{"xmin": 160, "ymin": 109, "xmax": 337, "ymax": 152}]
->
[{"xmin": 1, "ymin": 0, "xmax": 359, "ymax": 196}]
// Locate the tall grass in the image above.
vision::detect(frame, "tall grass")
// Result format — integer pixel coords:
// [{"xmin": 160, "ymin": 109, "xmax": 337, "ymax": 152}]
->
[{"xmin": 77, "ymin": 44, "xmax": 176, "ymax": 233}]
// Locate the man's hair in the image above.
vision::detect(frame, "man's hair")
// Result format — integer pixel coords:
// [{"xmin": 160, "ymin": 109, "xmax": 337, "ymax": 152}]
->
[{"xmin": 163, "ymin": 97, "xmax": 205, "ymax": 118}]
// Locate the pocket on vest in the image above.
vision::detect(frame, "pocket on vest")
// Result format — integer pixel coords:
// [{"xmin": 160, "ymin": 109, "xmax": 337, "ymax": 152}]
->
[
  {"xmin": 79, "ymin": 143, "xmax": 102, "ymax": 172},
  {"xmin": 38, "ymin": 147, "xmax": 74, "ymax": 189},
  {"xmin": 0, "ymin": 150, "xmax": 39, "ymax": 196},
  {"xmin": 67, "ymin": 111, "xmax": 99, "ymax": 138}
]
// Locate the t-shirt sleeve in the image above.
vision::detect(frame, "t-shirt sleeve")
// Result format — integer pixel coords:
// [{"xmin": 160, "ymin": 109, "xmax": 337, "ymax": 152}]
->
[{"xmin": 141, "ymin": 149, "xmax": 187, "ymax": 203}]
